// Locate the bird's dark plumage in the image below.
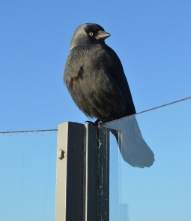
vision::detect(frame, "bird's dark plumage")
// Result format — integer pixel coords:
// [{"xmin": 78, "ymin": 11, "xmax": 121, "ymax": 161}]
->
[
  {"xmin": 64, "ymin": 23, "xmax": 155, "ymax": 168},
  {"xmin": 64, "ymin": 23, "xmax": 136, "ymax": 122}
]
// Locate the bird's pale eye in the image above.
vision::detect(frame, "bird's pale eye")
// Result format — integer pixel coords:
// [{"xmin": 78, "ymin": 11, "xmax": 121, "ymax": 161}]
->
[{"xmin": 89, "ymin": 32, "xmax": 94, "ymax": 37}]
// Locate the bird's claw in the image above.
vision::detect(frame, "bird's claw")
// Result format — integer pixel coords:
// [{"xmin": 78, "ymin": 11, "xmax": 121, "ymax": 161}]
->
[
  {"xmin": 85, "ymin": 120, "xmax": 103, "ymax": 126},
  {"xmin": 85, "ymin": 120, "xmax": 96, "ymax": 126}
]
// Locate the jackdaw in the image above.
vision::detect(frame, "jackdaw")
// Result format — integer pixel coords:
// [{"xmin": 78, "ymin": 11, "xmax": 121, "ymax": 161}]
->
[
  {"xmin": 64, "ymin": 23, "xmax": 136, "ymax": 121},
  {"xmin": 64, "ymin": 23, "xmax": 154, "ymax": 167}
]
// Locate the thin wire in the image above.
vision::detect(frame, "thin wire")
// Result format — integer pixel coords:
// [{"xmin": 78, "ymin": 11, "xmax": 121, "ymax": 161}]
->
[
  {"xmin": 0, "ymin": 128, "xmax": 57, "ymax": 135},
  {"xmin": 137, "ymin": 95, "xmax": 191, "ymax": 115},
  {"xmin": 0, "ymin": 95, "xmax": 191, "ymax": 135}
]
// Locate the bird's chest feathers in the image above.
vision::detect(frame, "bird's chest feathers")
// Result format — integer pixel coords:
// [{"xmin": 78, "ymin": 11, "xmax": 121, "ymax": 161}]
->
[
  {"xmin": 67, "ymin": 65, "xmax": 84, "ymax": 89},
  {"xmin": 65, "ymin": 46, "xmax": 110, "ymax": 96},
  {"xmin": 68, "ymin": 59, "xmax": 102, "ymax": 90}
]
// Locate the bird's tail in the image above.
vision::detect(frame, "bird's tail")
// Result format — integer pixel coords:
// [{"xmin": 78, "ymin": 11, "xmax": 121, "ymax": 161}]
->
[{"xmin": 104, "ymin": 116, "xmax": 155, "ymax": 168}]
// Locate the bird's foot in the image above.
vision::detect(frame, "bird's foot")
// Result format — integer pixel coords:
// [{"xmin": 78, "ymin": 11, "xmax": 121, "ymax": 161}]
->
[
  {"xmin": 85, "ymin": 119, "xmax": 103, "ymax": 127},
  {"xmin": 85, "ymin": 120, "xmax": 96, "ymax": 126},
  {"xmin": 94, "ymin": 119, "xmax": 103, "ymax": 126}
]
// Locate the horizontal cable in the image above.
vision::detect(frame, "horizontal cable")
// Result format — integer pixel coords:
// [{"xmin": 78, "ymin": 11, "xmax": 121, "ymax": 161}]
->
[
  {"xmin": 0, "ymin": 95, "xmax": 191, "ymax": 135},
  {"xmin": 0, "ymin": 128, "xmax": 57, "ymax": 135},
  {"xmin": 137, "ymin": 95, "xmax": 191, "ymax": 115}
]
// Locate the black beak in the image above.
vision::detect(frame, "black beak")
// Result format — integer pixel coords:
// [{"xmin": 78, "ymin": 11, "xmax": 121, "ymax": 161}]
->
[{"xmin": 95, "ymin": 30, "xmax": 111, "ymax": 40}]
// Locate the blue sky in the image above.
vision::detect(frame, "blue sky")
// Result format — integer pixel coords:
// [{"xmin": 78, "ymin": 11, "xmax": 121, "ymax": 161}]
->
[
  {"xmin": 0, "ymin": 1, "xmax": 191, "ymax": 221},
  {"xmin": 109, "ymin": 100, "xmax": 191, "ymax": 221},
  {"xmin": 0, "ymin": 0, "xmax": 191, "ymax": 130}
]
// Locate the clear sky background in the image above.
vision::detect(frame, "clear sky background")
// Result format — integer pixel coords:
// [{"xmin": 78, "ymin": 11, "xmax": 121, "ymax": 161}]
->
[
  {"xmin": 0, "ymin": 1, "xmax": 191, "ymax": 221},
  {"xmin": 0, "ymin": 0, "xmax": 191, "ymax": 130},
  {"xmin": 109, "ymin": 100, "xmax": 191, "ymax": 221}
]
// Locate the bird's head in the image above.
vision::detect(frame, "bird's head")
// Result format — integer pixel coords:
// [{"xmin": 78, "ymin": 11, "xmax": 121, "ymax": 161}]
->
[{"xmin": 70, "ymin": 23, "xmax": 110, "ymax": 49}]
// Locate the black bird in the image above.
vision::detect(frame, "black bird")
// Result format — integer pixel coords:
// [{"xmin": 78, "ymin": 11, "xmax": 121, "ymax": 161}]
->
[
  {"xmin": 64, "ymin": 23, "xmax": 154, "ymax": 167},
  {"xmin": 64, "ymin": 23, "xmax": 136, "ymax": 122}
]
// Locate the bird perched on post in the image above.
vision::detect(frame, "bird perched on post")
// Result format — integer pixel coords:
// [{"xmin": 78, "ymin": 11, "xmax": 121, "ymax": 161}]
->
[
  {"xmin": 64, "ymin": 23, "xmax": 136, "ymax": 122},
  {"xmin": 64, "ymin": 23, "xmax": 154, "ymax": 167}
]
